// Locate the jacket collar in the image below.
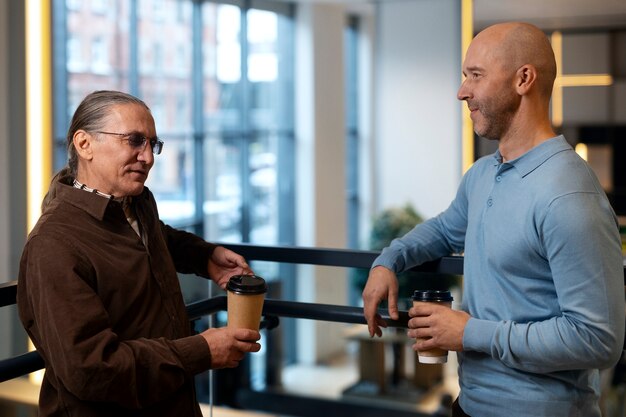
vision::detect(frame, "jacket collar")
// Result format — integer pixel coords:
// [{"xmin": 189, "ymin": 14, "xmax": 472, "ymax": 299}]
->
[{"xmin": 47, "ymin": 168, "xmax": 148, "ymax": 221}]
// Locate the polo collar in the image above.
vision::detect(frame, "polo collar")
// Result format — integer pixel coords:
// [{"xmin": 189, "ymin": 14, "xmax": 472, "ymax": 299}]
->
[{"xmin": 492, "ymin": 135, "xmax": 572, "ymax": 177}]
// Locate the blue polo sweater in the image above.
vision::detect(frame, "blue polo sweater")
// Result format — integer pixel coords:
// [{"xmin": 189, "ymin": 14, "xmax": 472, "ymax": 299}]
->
[{"xmin": 373, "ymin": 136, "xmax": 625, "ymax": 417}]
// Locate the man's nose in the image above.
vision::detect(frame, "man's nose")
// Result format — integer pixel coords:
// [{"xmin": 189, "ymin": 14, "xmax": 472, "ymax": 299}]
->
[
  {"xmin": 138, "ymin": 143, "xmax": 154, "ymax": 165},
  {"xmin": 457, "ymin": 81, "xmax": 470, "ymax": 101}
]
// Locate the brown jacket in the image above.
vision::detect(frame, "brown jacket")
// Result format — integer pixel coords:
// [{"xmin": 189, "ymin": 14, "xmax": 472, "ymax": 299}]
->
[{"xmin": 18, "ymin": 170, "xmax": 216, "ymax": 416}]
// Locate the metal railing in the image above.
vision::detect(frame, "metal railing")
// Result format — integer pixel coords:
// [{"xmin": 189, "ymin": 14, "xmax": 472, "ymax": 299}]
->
[
  {"xmin": 0, "ymin": 244, "xmax": 465, "ymax": 383},
  {"xmin": 1, "ymin": 243, "xmax": 624, "ymax": 417}
]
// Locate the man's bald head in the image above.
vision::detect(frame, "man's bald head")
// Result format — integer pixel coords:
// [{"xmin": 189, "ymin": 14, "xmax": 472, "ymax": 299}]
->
[{"xmin": 474, "ymin": 22, "xmax": 557, "ymax": 99}]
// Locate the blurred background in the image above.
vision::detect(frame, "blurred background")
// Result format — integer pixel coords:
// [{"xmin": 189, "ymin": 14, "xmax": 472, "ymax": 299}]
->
[{"xmin": 1, "ymin": 0, "xmax": 625, "ymax": 416}]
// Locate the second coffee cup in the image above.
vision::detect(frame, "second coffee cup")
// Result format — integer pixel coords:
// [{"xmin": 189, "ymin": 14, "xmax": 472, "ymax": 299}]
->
[
  {"xmin": 226, "ymin": 275, "xmax": 267, "ymax": 331},
  {"xmin": 412, "ymin": 289, "xmax": 454, "ymax": 364}
]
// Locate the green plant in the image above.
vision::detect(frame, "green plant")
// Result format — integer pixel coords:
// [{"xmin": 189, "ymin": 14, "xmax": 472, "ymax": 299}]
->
[{"xmin": 352, "ymin": 204, "xmax": 460, "ymax": 309}]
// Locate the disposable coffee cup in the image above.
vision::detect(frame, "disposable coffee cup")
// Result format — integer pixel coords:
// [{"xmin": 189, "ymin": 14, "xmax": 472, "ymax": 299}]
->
[
  {"xmin": 227, "ymin": 275, "xmax": 267, "ymax": 331},
  {"xmin": 412, "ymin": 290, "xmax": 454, "ymax": 364}
]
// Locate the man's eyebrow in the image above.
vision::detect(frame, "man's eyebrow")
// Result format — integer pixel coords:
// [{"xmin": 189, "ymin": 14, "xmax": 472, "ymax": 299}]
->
[
  {"xmin": 126, "ymin": 130, "xmax": 157, "ymax": 139},
  {"xmin": 464, "ymin": 65, "xmax": 483, "ymax": 73},
  {"xmin": 462, "ymin": 65, "xmax": 484, "ymax": 77}
]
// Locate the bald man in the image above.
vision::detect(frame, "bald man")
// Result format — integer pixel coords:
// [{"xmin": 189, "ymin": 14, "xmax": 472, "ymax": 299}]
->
[{"xmin": 362, "ymin": 22, "xmax": 624, "ymax": 417}]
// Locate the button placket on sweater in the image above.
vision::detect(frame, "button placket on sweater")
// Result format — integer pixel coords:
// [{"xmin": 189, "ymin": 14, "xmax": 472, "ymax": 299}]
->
[{"xmin": 487, "ymin": 163, "xmax": 514, "ymax": 210}]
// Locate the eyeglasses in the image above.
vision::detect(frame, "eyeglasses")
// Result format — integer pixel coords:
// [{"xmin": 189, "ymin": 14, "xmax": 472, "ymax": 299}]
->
[{"xmin": 95, "ymin": 131, "xmax": 164, "ymax": 155}]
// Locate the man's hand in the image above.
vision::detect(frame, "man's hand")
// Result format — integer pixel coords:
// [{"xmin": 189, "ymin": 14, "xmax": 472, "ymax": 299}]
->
[
  {"xmin": 407, "ymin": 303, "xmax": 470, "ymax": 352},
  {"xmin": 362, "ymin": 266, "xmax": 399, "ymax": 338},
  {"xmin": 208, "ymin": 246, "xmax": 254, "ymax": 289},
  {"xmin": 200, "ymin": 327, "xmax": 261, "ymax": 369}
]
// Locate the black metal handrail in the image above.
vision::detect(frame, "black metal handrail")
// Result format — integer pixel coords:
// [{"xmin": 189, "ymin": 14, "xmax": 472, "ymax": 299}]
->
[
  {"xmin": 186, "ymin": 295, "xmax": 410, "ymax": 326},
  {"xmin": 0, "ymin": 297, "xmax": 410, "ymax": 384},
  {"xmin": 0, "ymin": 279, "xmax": 18, "ymax": 309},
  {"xmin": 1, "ymin": 243, "xmax": 624, "ymax": 384},
  {"xmin": 221, "ymin": 243, "xmax": 465, "ymax": 273},
  {"xmin": 0, "ymin": 244, "xmax": 457, "ymax": 383}
]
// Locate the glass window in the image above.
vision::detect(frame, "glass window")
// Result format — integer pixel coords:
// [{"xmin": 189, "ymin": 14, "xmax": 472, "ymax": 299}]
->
[
  {"xmin": 153, "ymin": 42, "xmax": 163, "ymax": 73},
  {"xmin": 136, "ymin": 0, "xmax": 194, "ymax": 226},
  {"xmin": 152, "ymin": 0, "xmax": 166, "ymax": 22},
  {"xmin": 66, "ymin": 0, "xmax": 80, "ymax": 12},
  {"xmin": 60, "ymin": 0, "xmax": 131, "ymax": 151},
  {"xmin": 66, "ymin": 35, "xmax": 83, "ymax": 72},
  {"xmin": 90, "ymin": 36, "xmax": 109, "ymax": 73},
  {"xmin": 174, "ymin": 44, "xmax": 187, "ymax": 75},
  {"xmin": 215, "ymin": 5, "xmax": 241, "ymax": 85},
  {"xmin": 345, "ymin": 15, "xmax": 362, "ymax": 308},
  {"xmin": 248, "ymin": 9, "xmax": 278, "ymax": 84},
  {"xmin": 91, "ymin": 0, "xmax": 108, "ymax": 15},
  {"xmin": 53, "ymin": 0, "xmax": 295, "ymax": 255},
  {"xmin": 345, "ymin": 16, "xmax": 360, "ymax": 251}
]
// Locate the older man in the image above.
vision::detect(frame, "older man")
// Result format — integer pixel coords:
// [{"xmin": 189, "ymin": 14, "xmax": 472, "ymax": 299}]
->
[
  {"xmin": 363, "ymin": 22, "xmax": 625, "ymax": 417},
  {"xmin": 18, "ymin": 90, "xmax": 260, "ymax": 416}
]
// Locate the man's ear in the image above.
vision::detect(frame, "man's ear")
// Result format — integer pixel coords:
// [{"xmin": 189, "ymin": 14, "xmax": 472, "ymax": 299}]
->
[
  {"xmin": 515, "ymin": 64, "xmax": 538, "ymax": 95},
  {"xmin": 73, "ymin": 130, "xmax": 94, "ymax": 161}
]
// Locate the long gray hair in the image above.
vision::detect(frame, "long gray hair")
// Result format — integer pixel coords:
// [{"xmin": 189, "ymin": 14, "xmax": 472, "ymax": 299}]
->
[{"xmin": 66, "ymin": 90, "xmax": 150, "ymax": 177}]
